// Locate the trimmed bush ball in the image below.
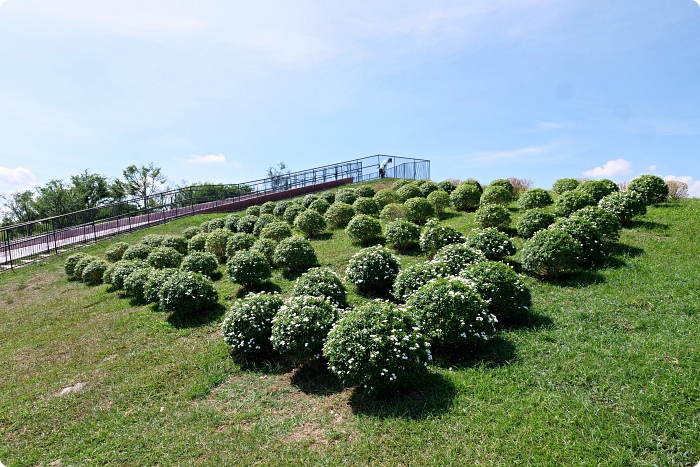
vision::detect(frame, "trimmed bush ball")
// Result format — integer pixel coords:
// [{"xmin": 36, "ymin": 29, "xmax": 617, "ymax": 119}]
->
[
  {"xmin": 225, "ymin": 233, "xmax": 256, "ymax": 257},
  {"xmin": 236, "ymin": 215, "xmax": 258, "ymax": 234},
  {"xmin": 224, "ymin": 215, "xmax": 239, "ymax": 233},
  {"xmin": 246, "ymin": 205, "xmax": 261, "ymax": 217},
  {"xmin": 407, "ymin": 277, "xmax": 495, "ymax": 344},
  {"xmin": 480, "ymin": 186, "xmax": 512, "ymax": 206},
  {"xmin": 345, "ymin": 245, "xmax": 400, "ymax": 295},
  {"xmin": 461, "ymin": 179, "xmax": 483, "ymax": 194},
  {"xmin": 352, "ymin": 197, "xmax": 380, "ymax": 217},
  {"xmin": 437, "ymin": 180, "xmax": 457, "ymax": 193},
  {"xmin": 356, "ymin": 185, "xmax": 376, "ymax": 198},
  {"xmin": 461, "ymin": 261, "xmax": 531, "ymax": 324},
  {"xmin": 147, "ymin": 246, "xmax": 184, "ymax": 269},
  {"xmin": 65, "ymin": 253, "xmax": 89, "ymax": 280},
  {"xmin": 419, "ymin": 219, "xmax": 465, "ymax": 257},
  {"xmin": 475, "ymin": 204, "xmax": 511, "ymax": 230},
  {"xmin": 122, "ymin": 243, "xmax": 153, "ymax": 261},
  {"xmin": 521, "ymin": 229, "xmax": 582, "ymax": 279},
  {"xmin": 324, "ymin": 202, "xmax": 355, "ymax": 229},
  {"xmin": 391, "ymin": 260, "xmax": 451, "ymax": 303},
  {"xmin": 140, "ymin": 234, "xmax": 166, "ymax": 248},
  {"xmin": 226, "ymin": 250, "xmax": 272, "ymax": 287},
  {"xmin": 82, "ymin": 259, "xmax": 108, "ymax": 285},
  {"xmin": 308, "ymin": 198, "xmax": 330, "ymax": 215},
  {"xmin": 273, "ymin": 200, "xmax": 293, "ymax": 218},
  {"xmin": 552, "ymin": 177, "xmax": 580, "ymax": 195},
  {"xmin": 199, "ymin": 220, "xmax": 212, "ymax": 233},
  {"xmin": 292, "ymin": 267, "xmax": 348, "ymax": 307},
  {"xmin": 379, "ymin": 203, "xmax": 408, "ymax": 222},
  {"xmin": 270, "ymin": 295, "xmax": 340, "ymax": 362},
  {"xmin": 160, "ymin": 235, "xmax": 188, "ymax": 255},
  {"xmin": 576, "ymin": 180, "xmax": 612, "ymax": 203},
  {"xmin": 554, "ymin": 190, "xmax": 596, "ymax": 217},
  {"xmin": 427, "ymin": 190, "xmax": 452, "ymax": 217},
  {"xmin": 159, "ymin": 271, "xmax": 219, "ymax": 315},
  {"xmin": 433, "ymin": 243, "xmax": 485, "ymax": 276},
  {"xmin": 250, "ymin": 238, "xmax": 278, "ymax": 265},
  {"xmin": 598, "ymin": 191, "xmax": 646, "ymax": 223},
  {"xmin": 570, "ymin": 206, "xmax": 621, "ymax": 243},
  {"xmin": 412, "ymin": 179, "xmax": 427, "ymax": 187},
  {"xmin": 628, "ymin": 174, "xmax": 669, "ymax": 205},
  {"xmin": 207, "ymin": 218, "xmax": 226, "ymax": 231},
  {"xmin": 323, "ymin": 300, "xmax": 432, "ymax": 395},
  {"xmin": 396, "ymin": 183, "xmax": 424, "ymax": 202},
  {"xmin": 317, "ymin": 191, "xmax": 335, "ymax": 204},
  {"xmin": 74, "ymin": 256, "xmax": 98, "ymax": 281},
  {"xmin": 273, "ymin": 236, "xmax": 318, "ymax": 273},
  {"xmin": 123, "ymin": 267, "xmax": 153, "ymax": 302},
  {"xmin": 551, "ymin": 217, "xmax": 606, "ymax": 267},
  {"xmin": 345, "ymin": 214, "xmax": 382, "ymax": 245},
  {"xmin": 143, "ymin": 268, "xmax": 179, "ymax": 304},
  {"xmin": 105, "ymin": 242, "xmax": 130, "ymax": 262},
  {"xmin": 374, "ymin": 188, "xmax": 399, "ymax": 209},
  {"xmin": 205, "ymin": 228, "xmax": 231, "ymax": 264},
  {"xmin": 259, "ymin": 221, "xmax": 292, "ymax": 242},
  {"xmin": 516, "ymin": 209, "xmax": 556, "ymax": 239},
  {"xmin": 450, "ymin": 183, "xmax": 481, "ymax": 211},
  {"xmin": 488, "ymin": 178, "xmax": 514, "ymax": 194},
  {"xmin": 385, "ymin": 220, "xmax": 421, "ymax": 252},
  {"xmin": 107, "ymin": 260, "xmax": 150, "ymax": 290},
  {"xmin": 294, "ymin": 209, "xmax": 327, "ymax": 238},
  {"xmin": 260, "ymin": 201, "xmax": 276, "ymax": 215},
  {"xmin": 464, "ymin": 228, "xmax": 516, "ymax": 261},
  {"xmin": 419, "ymin": 181, "xmax": 439, "ymax": 197},
  {"xmin": 252, "ymin": 214, "xmax": 276, "ymax": 236},
  {"xmin": 188, "ymin": 233, "xmax": 208, "ymax": 252},
  {"xmin": 283, "ymin": 204, "xmax": 306, "ymax": 225},
  {"xmin": 334, "ymin": 188, "xmax": 357, "ymax": 205},
  {"xmin": 404, "ymin": 197, "xmax": 435, "ymax": 225},
  {"xmin": 599, "ymin": 179, "xmax": 620, "ymax": 195},
  {"xmin": 517, "ymin": 188, "xmax": 553, "ymax": 210},
  {"xmin": 182, "ymin": 226, "xmax": 201, "ymax": 239},
  {"xmin": 180, "ymin": 251, "xmax": 219, "ymax": 277},
  {"xmin": 222, "ymin": 292, "xmax": 284, "ymax": 359},
  {"xmin": 302, "ymin": 194, "xmax": 319, "ymax": 208},
  {"xmin": 392, "ymin": 179, "xmax": 412, "ymax": 190}
]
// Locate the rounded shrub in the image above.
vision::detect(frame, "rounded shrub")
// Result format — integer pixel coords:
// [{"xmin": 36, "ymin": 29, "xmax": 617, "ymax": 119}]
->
[
  {"xmin": 407, "ymin": 277, "xmax": 495, "ymax": 344},
  {"xmin": 374, "ymin": 188, "xmax": 399, "ymax": 209},
  {"xmin": 259, "ymin": 221, "xmax": 292, "ymax": 242},
  {"xmin": 461, "ymin": 261, "xmax": 531, "ymax": 324},
  {"xmin": 224, "ymin": 215, "xmax": 239, "ymax": 233},
  {"xmin": 105, "ymin": 242, "xmax": 130, "ymax": 262},
  {"xmin": 391, "ymin": 260, "xmax": 452, "ymax": 302},
  {"xmin": 437, "ymin": 180, "xmax": 457, "ymax": 193},
  {"xmin": 65, "ymin": 253, "xmax": 89, "ymax": 280},
  {"xmin": 352, "ymin": 197, "xmax": 380, "ymax": 217},
  {"xmin": 419, "ymin": 219, "xmax": 465, "ymax": 257},
  {"xmin": 283, "ymin": 204, "xmax": 306, "ymax": 225},
  {"xmin": 74, "ymin": 255, "xmax": 98, "ymax": 281},
  {"xmin": 334, "ymin": 188, "xmax": 357, "ymax": 205},
  {"xmin": 356, "ymin": 185, "xmax": 376, "ymax": 198},
  {"xmin": 412, "ymin": 179, "xmax": 427, "ymax": 187},
  {"xmin": 451, "ymin": 183, "xmax": 481, "ymax": 211},
  {"xmin": 147, "ymin": 246, "xmax": 184, "ymax": 269},
  {"xmin": 516, "ymin": 209, "xmax": 556, "ymax": 239},
  {"xmin": 226, "ymin": 250, "xmax": 272, "ymax": 287},
  {"xmin": 551, "ymin": 217, "xmax": 606, "ymax": 267},
  {"xmin": 554, "ymin": 190, "xmax": 596, "ymax": 217},
  {"xmin": 222, "ymin": 292, "xmax": 284, "ymax": 359},
  {"xmin": 182, "ymin": 226, "xmax": 201, "ymax": 240},
  {"xmin": 427, "ymin": 190, "xmax": 452, "ymax": 217},
  {"xmin": 260, "ymin": 201, "xmax": 276, "ymax": 215},
  {"xmin": 123, "ymin": 267, "xmax": 153, "ymax": 302},
  {"xmin": 252, "ymin": 214, "xmax": 276, "ymax": 237},
  {"xmin": 464, "ymin": 228, "xmax": 516, "ymax": 261},
  {"xmin": 160, "ymin": 236, "xmax": 188, "ymax": 255},
  {"xmin": 250, "ymin": 238, "xmax": 278, "ymax": 265},
  {"xmin": 392, "ymin": 179, "xmax": 412, "ymax": 190},
  {"xmin": 143, "ymin": 268, "xmax": 179, "ymax": 304},
  {"xmin": 517, "ymin": 188, "xmax": 553, "ymax": 210},
  {"xmin": 122, "ymin": 243, "xmax": 153, "ymax": 261},
  {"xmin": 460, "ymin": 179, "xmax": 483, "ymax": 194},
  {"xmin": 404, "ymin": 197, "xmax": 435, "ymax": 225},
  {"xmin": 345, "ymin": 245, "xmax": 400, "ymax": 295},
  {"xmin": 107, "ymin": 260, "xmax": 150, "ymax": 290},
  {"xmin": 599, "ymin": 179, "xmax": 620, "ymax": 195},
  {"xmin": 159, "ymin": 271, "xmax": 218, "ymax": 314},
  {"xmin": 379, "ymin": 203, "xmax": 408, "ymax": 222},
  {"xmin": 521, "ymin": 229, "xmax": 583, "ymax": 279},
  {"xmin": 433, "ymin": 243, "xmax": 485, "ymax": 276},
  {"xmin": 271, "ymin": 295, "xmax": 340, "ymax": 362},
  {"xmin": 552, "ymin": 178, "xmax": 580, "ymax": 195},
  {"xmin": 324, "ymin": 202, "xmax": 355, "ymax": 229},
  {"xmin": 245, "ymin": 205, "xmax": 261, "ymax": 217},
  {"xmin": 480, "ymin": 186, "xmax": 512, "ymax": 206},
  {"xmin": 273, "ymin": 236, "xmax": 318, "ymax": 273},
  {"xmin": 207, "ymin": 218, "xmax": 226, "ymax": 231},
  {"xmin": 319, "ymin": 191, "xmax": 335, "ymax": 204},
  {"xmin": 294, "ymin": 209, "xmax": 327, "ymax": 238},
  {"xmin": 598, "ymin": 191, "xmax": 646, "ymax": 223},
  {"xmin": 82, "ymin": 259, "xmax": 109, "ymax": 285},
  {"xmin": 488, "ymin": 178, "xmax": 514, "ymax": 194},
  {"xmin": 180, "ymin": 251, "xmax": 219, "ymax": 277},
  {"xmin": 199, "ymin": 220, "xmax": 212, "ymax": 233},
  {"xmin": 419, "ymin": 181, "xmax": 439, "ymax": 197},
  {"xmin": 475, "ymin": 204, "xmax": 511, "ymax": 229},
  {"xmin": 628, "ymin": 174, "xmax": 669, "ymax": 205},
  {"xmin": 385, "ymin": 220, "xmax": 421, "ymax": 252},
  {"xmin": 308, "ymin": 198, "xmax": 330, "ymax": 215},
  {"xmin": 205, "ymin": 228, "xmax": 231, "ymax": 264},
  {"xmin": 323, "ymin": 300, "xmax": 432, "ymax": 394},
  {"xmin": 140, "ymin": 234, "xmax": 166, "ymax": 248},
  {"xmin": 292, "ymin": 267, "xmax": 348, "ymax": 307},
  {"xmin": 273, "ymin": 200, "xmax": 293, "ymax": 218},
  {"xmin": 236, "ymin": 215, "xmax": 258, "ymax": 234},
  {"xmin": 396, "ymin": 183, "xmax": 424, "ymax": 202},
  {"xmin": 570, "ymin": 206, "xmax": 621, "ymax": 243},
  {"xmin": 576, "ymin": 180, "xmax": 612, "ymax": 203},
  {"xmin": 188, "ymin": 232, "xmax": 208, "ymax": 252},
  {"xmin": 345, "ymin": 214, "xmax": 382, "ymax": 245},
  {"xmin": 302, "ymin": 194, "xmax": 319, "ymax": 208}
]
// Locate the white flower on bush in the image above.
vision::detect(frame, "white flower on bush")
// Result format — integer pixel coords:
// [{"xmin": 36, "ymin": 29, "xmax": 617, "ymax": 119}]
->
[
  {"xmin": 345, "ymin": 245, "xmax": 400, "ymax": 295},
  {"xmin": 222, "ymin": 292, "xmax": 283, "ymax": 358}
]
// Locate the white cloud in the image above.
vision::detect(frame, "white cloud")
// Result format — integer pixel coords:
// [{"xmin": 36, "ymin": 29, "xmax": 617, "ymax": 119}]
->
[
  {"xmin": 583, "ymin": 159, "xmax": 632, "ymax": 177},
  {"xmin": 534, "ymin": 121, "xmax": 576, "ymax": 132},
  {"xmin": 471, "ymin": 145, "xmax": 546, "ymax": 162},
  {"xmin": 647, "ymin": 165, "xmax": 657, "ymax": 172},
  {"xmin": 186, "ymin": 154, "xmax": 226, "ymax": 164},
  {"xmin": 0, "ymin": 166, "xmax": 36, "ymax": 188},
  {"xmin": 664, "ymin": 175, "xmax": 700, "ymax": 198},
  {"xmin": 0, "ymin": 0, "xmax": 8, "ymax": 8}
]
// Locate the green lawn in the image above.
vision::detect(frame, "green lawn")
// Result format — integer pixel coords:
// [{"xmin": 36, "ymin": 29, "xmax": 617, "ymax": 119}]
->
[{"xmin": 1, "ymin": 193, "xmax": 698, "ymax": 466}]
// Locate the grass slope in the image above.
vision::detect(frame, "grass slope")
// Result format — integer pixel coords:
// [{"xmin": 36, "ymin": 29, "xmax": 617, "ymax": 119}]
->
[{"xmin": 0, "ymin": 194, "xmax": 698, "ymax": 466}]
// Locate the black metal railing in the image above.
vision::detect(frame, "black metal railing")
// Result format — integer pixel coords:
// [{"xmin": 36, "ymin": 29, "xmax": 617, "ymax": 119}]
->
[{"xmin": 0, "ymin": 155, "xmax": 429, "ymax": 271}]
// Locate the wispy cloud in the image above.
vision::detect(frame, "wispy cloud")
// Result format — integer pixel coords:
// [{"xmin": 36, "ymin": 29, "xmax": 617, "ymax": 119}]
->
[
  {"xmin": 470, "ymin": 145, "xmax": 547, "ymax": 162},
  {"xmin": 647, "ymin": 165, "xmax": 657, "ymax": 172},
  {"xmin": 534, "ymin": 121, "xmax": 577, "ymax": 132},
  {"xmin": 0, "ymin": 0, "xmax": 8, "ymax": 8},
  {"xmin": 186, "ymin": 154, "xmax": 226, "ymax": 164},
  {"xmin": 665, "ymin": 175, "xmax": 700, "ymax": 198},
  {"xmin": 0, "ymin": 166, "xmax": 36, "ymax": 188},
  {"xmin": 583, "ymin": 159, "xmax": 632, "ymax": 177}
]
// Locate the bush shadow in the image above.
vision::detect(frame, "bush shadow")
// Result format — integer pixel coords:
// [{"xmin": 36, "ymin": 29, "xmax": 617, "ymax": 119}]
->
[
  {"xmin": 234, "ymin": 281, "xmax": 282, "ymax": 298},
  {"xmin": 628, "ymin": 220, "xmax": 669, "ymax": 232},
  {"xmin": 549, "ymin": 269, "xmax": 606, "ymax": 288},
  {"xmin": 167, "ymin": 302, "xmax": 226, "ymax": 328},
  {"xmin": 310, "ymin": 232, "xmax": 334, "ymax": 241},
  {"xmin": 607, "ymin": 243, "xmax": 644, "ymax": 259},
  {"xmin": 348, "ymin": 371, "xmax": 456, "ymax": 420},
  {"xmin": 500, "ymin": 311, "xmax": 554, "ymax": 332},
  {"xmin": 231, "ymin": 353, "xmax": 295, "ymax": 375},
  {"xmin": 430, "ymin": 336, "xmax": 517, "ymax": 369},
  {"xmin": 290, "ymin": 361, "xmax": 344, "ymax": 396}
]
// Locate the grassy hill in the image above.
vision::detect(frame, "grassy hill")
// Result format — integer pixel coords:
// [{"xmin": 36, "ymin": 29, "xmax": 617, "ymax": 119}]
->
[{"xmin": 1, "ymin": 185, "xmax": 698, "ymax": 466}]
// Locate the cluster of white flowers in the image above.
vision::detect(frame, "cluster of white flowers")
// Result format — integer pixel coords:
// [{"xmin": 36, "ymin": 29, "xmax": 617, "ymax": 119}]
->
[
  {"xmin": 345, "ymin": 245, "xmax": 400, "ymax": 294},
  {"xmin": 221, "ymin": 292, "xmax": 283, "ymax": 358}
]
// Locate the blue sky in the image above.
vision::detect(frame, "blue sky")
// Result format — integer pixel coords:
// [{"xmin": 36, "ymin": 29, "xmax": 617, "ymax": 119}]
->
[{"xmin": 1, "ymin": 0, "xmax": 700, "ymax": 197}]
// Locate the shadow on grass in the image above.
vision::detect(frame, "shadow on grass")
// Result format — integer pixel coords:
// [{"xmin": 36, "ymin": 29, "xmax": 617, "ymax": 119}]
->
[
  {"xmin": 628, "ymin": 220, "xmax": 669, "ymax": 232},
  {"xmin": 167, "ymin": 302, "xmax": 226, "ymax": 328},
  {"xmin": 234, "ymin": 281, "xmax": 282, "ymax": 298},
  {"xmin": 348, "ymin": 371, "xmax": 456, "ymax": 420},
  {"xmin": 310, "ymin": 232, "xmax": 334, "ymax": 241},
  {"xmin": 431, "ymin": 336, "xmax": 517, "ymax": 370},
  {"xmin": 232, "ymin": 353, "xmax": 295, "ymax": 376},
  {"xmin": 608, "ymin": 243, "xmax": 644, "ymax": 259},
  {"xmin": 280, "ymin": 266, "xmax": 320, "ymax": 281},
  {"xmin": 290, "ymin": 360, "xmax": 344, "ymax": 396},
  {"xmin": 550, "ymin": 269, "xmax": 606, "ymax": 288},
  {"xmin": 500, "ymin": 311, "xmax": 554, "ymax": 332}
]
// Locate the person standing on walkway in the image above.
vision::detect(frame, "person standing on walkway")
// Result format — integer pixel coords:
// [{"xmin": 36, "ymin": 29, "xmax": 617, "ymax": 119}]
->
[{"xmin": 379, "ymin": 157, "xmax": 392, "ymax": 178}]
